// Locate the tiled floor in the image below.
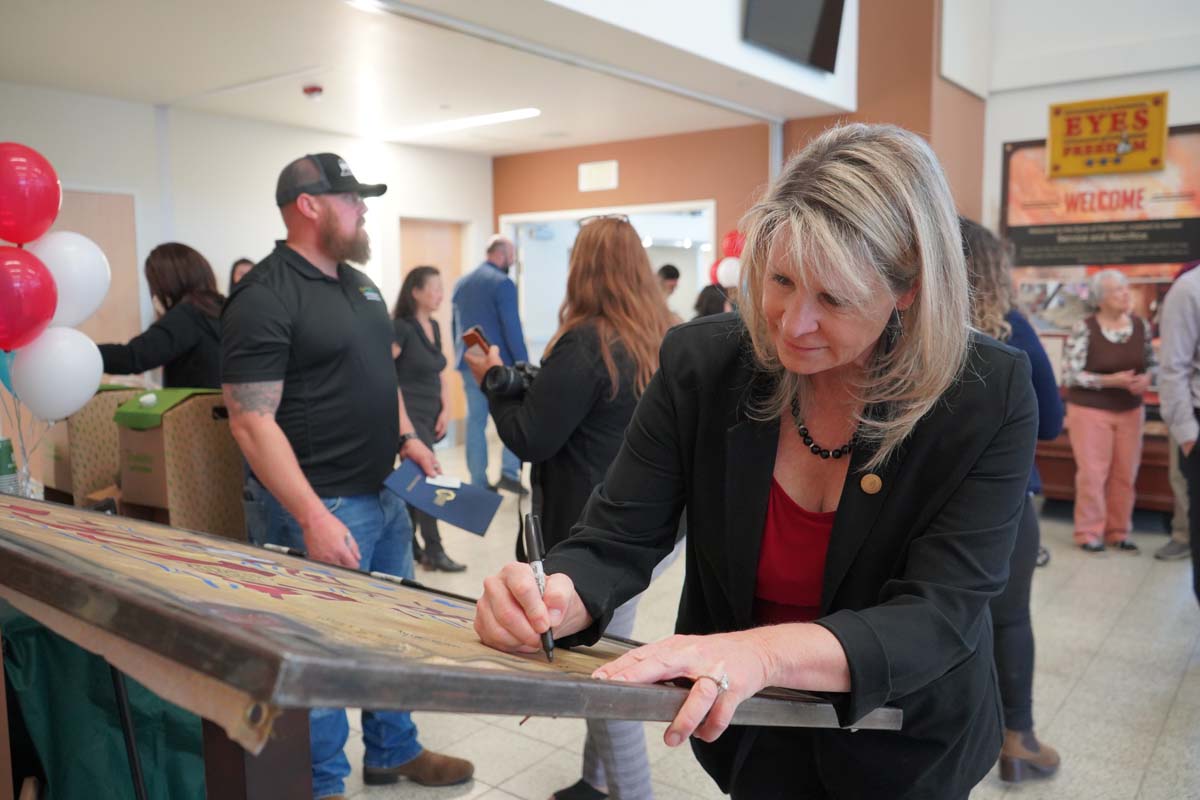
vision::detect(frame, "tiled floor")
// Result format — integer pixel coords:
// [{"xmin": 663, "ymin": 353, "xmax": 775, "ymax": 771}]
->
[{"xmin": 340, "ymin": 437, "xmax": 1200, "ymax": 799}]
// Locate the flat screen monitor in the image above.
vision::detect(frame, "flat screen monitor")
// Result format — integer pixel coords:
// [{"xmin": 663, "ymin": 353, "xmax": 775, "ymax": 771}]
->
[{"xmin": 743, "ymin": 0, "xmax": 845, "ymax": 74}]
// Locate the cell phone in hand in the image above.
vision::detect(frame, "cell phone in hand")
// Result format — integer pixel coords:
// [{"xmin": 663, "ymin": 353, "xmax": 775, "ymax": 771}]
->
[{"xmin": 462, "ymin": 325, "xmax": 491, "ymax": 357}]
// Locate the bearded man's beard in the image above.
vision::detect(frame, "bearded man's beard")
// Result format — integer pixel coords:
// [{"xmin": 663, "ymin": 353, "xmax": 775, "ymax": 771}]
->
[{"xmin": 318, "ymin": 209, "xmax": 371, "ymax": 264}]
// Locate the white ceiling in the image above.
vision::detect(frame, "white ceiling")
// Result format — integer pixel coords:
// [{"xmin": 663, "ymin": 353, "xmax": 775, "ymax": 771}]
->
[{"xmin": 0, "ymin": 0, "xmax": 762, "ymax": 154}]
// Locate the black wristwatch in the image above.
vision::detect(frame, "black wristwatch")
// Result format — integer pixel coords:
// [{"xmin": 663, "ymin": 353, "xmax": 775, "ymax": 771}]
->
[{"xmin": 399, "ymin": 432, "xmax": 419, "ymax": 448}]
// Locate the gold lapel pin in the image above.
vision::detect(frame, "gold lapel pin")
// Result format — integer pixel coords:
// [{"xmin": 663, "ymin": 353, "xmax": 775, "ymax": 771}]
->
[{"xmin": 860, "ymin": 474, "xmax": 883, "ymax": 495}]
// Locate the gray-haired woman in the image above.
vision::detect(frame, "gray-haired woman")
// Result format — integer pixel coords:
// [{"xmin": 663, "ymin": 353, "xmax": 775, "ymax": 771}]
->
[{"xmin": 1062, "ymin": 269, "xmax": 1155, "ymax": 552}]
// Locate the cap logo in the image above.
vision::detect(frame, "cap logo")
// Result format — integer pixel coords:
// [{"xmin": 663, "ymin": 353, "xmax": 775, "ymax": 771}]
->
[{"xmin": 337, "ymin": 158, "xmax": 353, "ymax": 177}]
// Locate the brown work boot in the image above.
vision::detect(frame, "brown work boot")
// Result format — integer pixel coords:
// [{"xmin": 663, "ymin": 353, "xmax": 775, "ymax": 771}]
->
[
  {"xmin": 998, "ymin": 728, "xmax": 1060, "ymax": 782},
  {"xmin": 363, "ymin": 749, "xmax": 475, "ymax": 787}
]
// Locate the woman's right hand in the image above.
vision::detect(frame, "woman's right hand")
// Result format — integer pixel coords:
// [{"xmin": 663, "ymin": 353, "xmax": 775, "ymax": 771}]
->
[
  {"xmin": 1104, "ymin": 369, "xmax": 1136, "ymax": 390},
  {"xmin": 475, "ymin": 562, "xmax": 593, "ymax": 653}
]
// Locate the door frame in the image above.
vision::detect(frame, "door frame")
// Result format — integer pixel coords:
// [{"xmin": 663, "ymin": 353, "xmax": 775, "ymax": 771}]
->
[{"xmin": 498, "ymin": 198, "xmax": 717, "ymax": 323}]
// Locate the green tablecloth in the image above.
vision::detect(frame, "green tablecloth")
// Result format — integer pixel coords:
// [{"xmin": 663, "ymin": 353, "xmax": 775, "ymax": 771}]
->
[{"xmin": 1, "ymin": 603, "xmax": 204, "ymax": 799}]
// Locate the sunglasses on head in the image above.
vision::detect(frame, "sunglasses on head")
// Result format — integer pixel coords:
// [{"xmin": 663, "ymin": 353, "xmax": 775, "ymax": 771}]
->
[{"xmin": 578, "ymin": 214, "xmax": 630, "ymax": 227}]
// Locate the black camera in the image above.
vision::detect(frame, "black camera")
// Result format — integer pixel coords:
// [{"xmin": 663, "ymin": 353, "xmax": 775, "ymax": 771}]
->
[{"xmin": 483, "ymin": 361, "xmax": 540, "ymax": 398}]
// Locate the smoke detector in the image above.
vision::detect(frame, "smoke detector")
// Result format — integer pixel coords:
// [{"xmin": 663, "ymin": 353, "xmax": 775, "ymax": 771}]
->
[{"xmin": 302, "ymin": 84, "xmax": 324, "ymax": 101}]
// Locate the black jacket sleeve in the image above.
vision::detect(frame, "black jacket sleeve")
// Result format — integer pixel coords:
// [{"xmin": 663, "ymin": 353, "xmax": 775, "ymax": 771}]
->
[
  {"xmin": 485, "ymin": 327, "xmax": 605, "ymax": 464},
  {"xmin": 99, "ymin": 304, "xmax": 201, "ymax": 376},
  {"xmin": 815, "ymin": 352, "xmax": 1037, "ymax": 725},
  {"xmin": 542, "ymin": 330, "xmax": 687, "ymax": 646}
]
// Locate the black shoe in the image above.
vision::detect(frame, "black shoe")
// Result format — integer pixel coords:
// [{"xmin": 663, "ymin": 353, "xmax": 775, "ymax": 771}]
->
[
  {"xmin": 412, "ymin": 541, "xmax": 424, "ymax": 564},
  {"xmin": 552, "ymin": 780, "xmax": 608, "ymax": 800},
  {"xmin": 424, "ymin": 552, "xmax": 467, "ymax": 572},
  {"xmin": 1080, "ymin": 541, "xmax": 1105, "ymax": 553},
  {"xmin": 496, "ymin": 475, "xmax": 529, "ymax": 496},
  {"xmin": 1114, "ymin": 539, "xmax": 1140, "ymax": 554}
]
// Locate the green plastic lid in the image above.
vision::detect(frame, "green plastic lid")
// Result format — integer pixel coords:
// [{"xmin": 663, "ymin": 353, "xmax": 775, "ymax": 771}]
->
[{"xmin": 113, "ymin": 388, "xmax": 221, "ymax": 430}]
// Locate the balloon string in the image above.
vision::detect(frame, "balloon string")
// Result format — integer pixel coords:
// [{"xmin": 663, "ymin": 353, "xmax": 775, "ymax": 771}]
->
[{"xmin": 9, "ymin": 392, "xmax": 32, "ymax": 497}]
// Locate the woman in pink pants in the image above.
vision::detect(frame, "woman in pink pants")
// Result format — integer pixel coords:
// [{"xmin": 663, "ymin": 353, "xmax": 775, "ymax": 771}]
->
[{"xmin": 1063, "ymin": 269, "xmax": 1156, "ymax": 553}]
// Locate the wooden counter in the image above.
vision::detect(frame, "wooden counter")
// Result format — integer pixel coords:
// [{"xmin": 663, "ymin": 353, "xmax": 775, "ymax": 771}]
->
[{"xmin": 1036, "ymin": 418, "xmax": 1175, "ymax": 513}]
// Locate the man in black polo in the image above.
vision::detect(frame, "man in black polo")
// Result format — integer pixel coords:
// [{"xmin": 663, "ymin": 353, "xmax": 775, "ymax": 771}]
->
[{"xmin": 221, "ymin": 153, "xmax": 474, "ymax": 799}]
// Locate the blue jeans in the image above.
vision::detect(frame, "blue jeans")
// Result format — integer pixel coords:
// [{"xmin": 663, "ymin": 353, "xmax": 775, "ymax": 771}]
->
[
  {"xmin": 460, "ymin": 367, "xmax": 521, "ymax": 486},
  {"xmin": 244, "ymin": 478, "xmax": 423, "ymax": 799}
]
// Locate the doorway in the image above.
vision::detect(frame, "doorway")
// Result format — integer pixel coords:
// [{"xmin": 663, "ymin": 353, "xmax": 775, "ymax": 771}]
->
[
  {"xmin": 499, "ymin": 200, "xmax": 716, "ymax": 362},
  {"xmin": 398, "ymin": 218, "xmax": 467, "ymax": 438}
]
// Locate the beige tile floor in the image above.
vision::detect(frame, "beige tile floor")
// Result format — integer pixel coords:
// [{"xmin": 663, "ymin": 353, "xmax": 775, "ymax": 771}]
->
[{"xmin": 340, "ymin": 437, "xmax": 1200, "ymax": 800}]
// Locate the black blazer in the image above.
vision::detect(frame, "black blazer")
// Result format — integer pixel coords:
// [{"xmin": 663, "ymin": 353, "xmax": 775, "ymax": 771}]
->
[
  {"xmin": 487, "ymin": 323, "xmax": 639, "ymax": 553},
  {"xmin": 544, "ymin": 314, "xmax": 1037, "ymax": 800},
  {"xmin": 99, "ymin": 301, "xmax": 222, "ymax": 389}
]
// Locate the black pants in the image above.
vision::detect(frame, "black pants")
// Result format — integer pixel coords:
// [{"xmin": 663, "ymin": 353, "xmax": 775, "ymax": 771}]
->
[
  {"xmin": 408, "ymin": 505, "xmax": 444, "ymax": 559},
  {"xmin": 990, "ymin": 493, "xmax": 1040, "ymax": 732},
  {"xmin": 1176, "ymin": 436, "xmax": 1200, "ymax": 606}
]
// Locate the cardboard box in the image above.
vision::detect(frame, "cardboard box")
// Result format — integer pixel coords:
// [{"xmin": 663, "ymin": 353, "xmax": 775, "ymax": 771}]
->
[
  {"xmin": 40, "ymin": 386, "xmax": 141, "ymax": 502},
  {"xmin": 115, "ymin": 389, "xmax": 245, "ymax": 541}
]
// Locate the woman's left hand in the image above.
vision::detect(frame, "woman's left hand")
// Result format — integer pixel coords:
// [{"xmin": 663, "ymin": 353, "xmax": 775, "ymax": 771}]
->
[
  {"xmin": 434, "ymin": 409, "xmax": 449, "ymax": 439},
  {"xmin": 464, "ymin": 344, "xmax": 503, "ymax": 387},
  {"xmin": 592, "ymin": 630, "xmax": 774, "ymax": 747}
]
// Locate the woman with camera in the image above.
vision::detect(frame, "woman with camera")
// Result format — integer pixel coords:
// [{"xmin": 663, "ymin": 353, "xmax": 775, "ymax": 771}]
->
[{"xmin": 465, "ymin": 216, "xmax": 674, "ymax": 800}]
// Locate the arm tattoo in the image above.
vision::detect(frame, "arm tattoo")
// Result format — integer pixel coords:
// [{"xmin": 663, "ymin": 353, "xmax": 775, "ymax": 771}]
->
[{"xmin": 224, "ymin": 381, "xmax": 283, "ymax": 418}]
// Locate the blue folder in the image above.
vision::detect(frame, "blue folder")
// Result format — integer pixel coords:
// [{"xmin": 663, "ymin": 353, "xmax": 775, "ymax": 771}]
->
[{"xmin": 384, "ymin": 459, "xmax": 503, "ymax": 536}]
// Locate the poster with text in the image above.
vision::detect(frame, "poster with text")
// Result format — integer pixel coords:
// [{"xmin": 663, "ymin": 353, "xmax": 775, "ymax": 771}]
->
[{"xmin": 1002, "ymin": 125, "xmax": 1200, "ymax": 269}]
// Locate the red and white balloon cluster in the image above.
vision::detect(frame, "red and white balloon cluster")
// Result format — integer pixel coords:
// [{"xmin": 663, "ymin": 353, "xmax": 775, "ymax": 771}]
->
[
  {"xmin": 0, "ymin": 143, "xmax": 110, "ymax": 425},
  {"xmin": 709, "ymin": 230, "xmax": 745, "ymax": 289}
]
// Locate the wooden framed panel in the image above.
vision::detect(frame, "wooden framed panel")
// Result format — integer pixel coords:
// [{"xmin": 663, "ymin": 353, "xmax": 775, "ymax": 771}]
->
[{"xmin": 0, "ymin": 498, "xmax": 900, "ymax": 747}]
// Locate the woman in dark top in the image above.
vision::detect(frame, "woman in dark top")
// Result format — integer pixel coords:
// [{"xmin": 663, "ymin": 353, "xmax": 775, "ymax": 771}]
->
[
  {"xmin": 962, "ymin": 217, "xmax": 1063, "ymax": 783},
  {"xmin": 465, "ymin": 215, "xmax": 673, "ymax": 800},
  {"xmin": 474, "ymin": 125, "xmax": 1039, "ymax": 799},
  {"xmin": 693, "ymin": 284, "xmax": 732, "ymax": 318},
  {"xmin": 392, "ymin": 266, "xmax": 461, "ymax": 572},
  {"xmin": 99, "ymin": 243, "xmax": 223, "ymax": 388},
  {"xmin": 229, "ymin": 257, "xmax": 255, "ymax": 288}
]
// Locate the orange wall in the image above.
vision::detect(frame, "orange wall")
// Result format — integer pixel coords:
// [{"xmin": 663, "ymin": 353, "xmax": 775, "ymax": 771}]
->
[
  {"xmin": 494, "ymin": 0, "xmax": 985, "ymax": 237},
  {"xmin": 783, "ymin": 0, "xmax": 984, "ymax": 220},
  {"xmin": 492, "ymin": 124, "xmax": 770, "ymax": 239},
  {"xmin": 930, "ymin": 76, "xmax": 985, "ymax": 220}
]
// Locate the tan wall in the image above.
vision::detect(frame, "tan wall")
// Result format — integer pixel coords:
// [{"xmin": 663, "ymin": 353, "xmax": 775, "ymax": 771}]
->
[
  {"xmin": 493, "ymin": 0, "xmax": 985, "ymax": 236},
  {"xmin": 783, "ymin": 0, "xmax": 937, "ymax": 155},
  {"xmin": 783, "ymin": 0, "xmax": 984, "ymax": 220},
  {"xmin": 930, "ymin": 76, "xmax": 985, "ymax": 221},
  {"xmin": 493, "ymin": 124, "xmax": 770, "ymax": 239}
]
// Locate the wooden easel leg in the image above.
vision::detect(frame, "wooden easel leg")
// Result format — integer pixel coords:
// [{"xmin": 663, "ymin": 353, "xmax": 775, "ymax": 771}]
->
[{"xmin": 202, "ymin": 709, "xmax": 311, "ymax": 800}]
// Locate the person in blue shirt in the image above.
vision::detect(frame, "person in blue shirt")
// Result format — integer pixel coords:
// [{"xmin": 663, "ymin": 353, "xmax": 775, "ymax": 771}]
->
[
  {"xmin": 452, "ymin": 235, "xmax": 528, "ymax": 494},
  {"xmin": 962, "ymin": 217, "xmax": 1064, "ymax": 785}
]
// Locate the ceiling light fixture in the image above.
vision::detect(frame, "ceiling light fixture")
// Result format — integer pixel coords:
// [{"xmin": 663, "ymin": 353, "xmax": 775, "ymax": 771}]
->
[
  {"xmin": 389, "ymin": 107, "xmax": 541, "ymax": 140},
  {"xmin": 344, "ymin": 0, "xmax": 388, "ymax": 14}
]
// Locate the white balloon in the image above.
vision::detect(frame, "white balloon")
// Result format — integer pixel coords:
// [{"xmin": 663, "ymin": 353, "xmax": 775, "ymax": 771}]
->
[
  {"xmin": 716, "ymin": 256, "xmax": 741, "ymax": 289},
  {"xmin": 27, "ymin": 231, "xmax": 111, "ymax": 328},
  {"xmin": 11, "ymin": 328, "xmax": 103, "ymax": 421}
]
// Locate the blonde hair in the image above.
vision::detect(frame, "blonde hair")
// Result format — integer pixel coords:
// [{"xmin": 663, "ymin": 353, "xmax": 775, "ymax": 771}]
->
[
  {"xmin": 739, "ymin": 124, "xmax": 971, "ymax": 471},
  {"xmin": 960, "ymin": 217, "xmax": 1014, "ymax": 341}
]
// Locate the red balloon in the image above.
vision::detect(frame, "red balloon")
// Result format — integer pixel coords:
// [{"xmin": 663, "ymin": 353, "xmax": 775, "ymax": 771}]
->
[
  {"xmin": 0, "ymin": 247, "xmax": 58, "ymax": 350},
  {"xmin": 720, "ymin": 230, "xmax": 746, "ymax": 258},
  {"xmin": 0, "ymin": 143, "xmax": 62, "ymax": 245}
]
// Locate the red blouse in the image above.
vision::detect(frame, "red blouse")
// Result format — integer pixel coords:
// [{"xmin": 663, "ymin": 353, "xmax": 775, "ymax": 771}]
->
[{"xmin": 753, "ymin": 478, "xmax": 835, "ymax": 625}]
